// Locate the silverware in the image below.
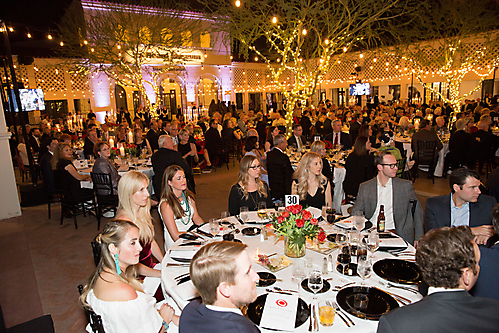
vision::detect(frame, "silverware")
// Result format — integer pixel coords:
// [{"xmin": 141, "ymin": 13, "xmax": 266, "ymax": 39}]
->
[
  {"xmin": 313, "ymin": 303, "xmax": 319, "ymax": 331},
  {"xmin": 331, "ymin": 302, "xmax": 350, "ymax": 327},
  {"xmin": 267, "ymin": 252, "xmax": 278, "ymax": 258},
  {"xmin": 274, "ymin": 286, "xmax": 298, "ymax": 293},
  {"xmin": 265, "ymin": 288, "xmax": 292, "ymax": 295},
  {"xmin": 379, "ymin": 281, "xmax": 419, "ymax": 294},
  {"xmin": 176, "ymin": 275, "xmax": 191, "ymax": 285},
  {"xmin": 236, "ymin": 215, "xmax": 244, "ymax": 224},
  {"xmin": 333, "ymin": 282, "xmax": 355, "ymax": 289},
  {"xmin": 166, "ymin": 263, "xmax": 190, "ymax": 267},
  {"xmin": 374, "ymin": 287, "xmax": 411, "ymax": 305},
  {"xmin": 174, "ymin": 272, "xmax": 189, "ymax": 281},
  {"xmin": 333, "ymin": 302, "xmax": 355, "ymax": 326}
]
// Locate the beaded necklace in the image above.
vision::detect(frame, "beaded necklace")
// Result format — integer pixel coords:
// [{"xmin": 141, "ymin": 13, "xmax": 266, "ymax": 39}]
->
[{"xmin": 178, "ymin": 192, "xmax": 192, "ymax": 225}]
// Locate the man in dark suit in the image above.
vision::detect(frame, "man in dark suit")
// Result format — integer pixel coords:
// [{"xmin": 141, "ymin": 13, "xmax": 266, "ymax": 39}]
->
[
  {"xmin": 205, "ymin": 118, "xmax": 224, "ymax": 166},
  {"xmin": 146, "ymin": 120, "xmax": 160, "ymax": 151},
  {"xmin": 29, "ymin": 128, "xmax": 41, "ymax": 153},
  {"xmin": 353, "ymin": 151, "xmax": 424, "ymax": 244},
  {"xmin": 152, "ymin": 135, "xmax": 195, "ymax": 197},
  {"xmin": 349, "ymin": 112, "xmax": 363, "ymax": 143},
  {"xmin": 38, "ymin": 137, "xmax": 58, "ymax": 196},
  {"xmin": 266, "ymin": 134, "xmax": 294, "ymax": 203},
  {"xmin": 377, "ymin": 226, "xmax": 499, "ymax": 333},
  {"xmin": 425, "ymin": 168, "xmax": 496, "ymax": 245},
  {"xmin": 287, "ymin": 124, "xmax": 304, "ymax": 152},
  {"xmin": 325, "ymin": 119, "xmax": 352, "ymax": 150},
  {"xmin": 179, "ymin": 242, "xmax": 260, "ymax": 333},
  {"xmin": 322, "ymin": 112, "xmax": 334, "ymax": 139},
  {"xmin": 83, "ymin": 128, "xmax": 98, "ymax": 159},
  {"xmin": 300, "ymin": 110, "xmax": 312, "ymax": 141},
  {"xmin": 471, "ymin": 203, "xmax": 499, "ymax": 300}
]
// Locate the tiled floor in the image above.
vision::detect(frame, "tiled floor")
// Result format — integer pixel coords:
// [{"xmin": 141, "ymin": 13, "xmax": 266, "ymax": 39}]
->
[{"xmin": 1, "ymin": 162, "xmax": 451, "ymax": 332}]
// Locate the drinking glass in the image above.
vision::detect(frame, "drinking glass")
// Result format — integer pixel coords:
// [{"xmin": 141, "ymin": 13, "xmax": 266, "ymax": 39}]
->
[
  {"xmin": 367, "ymin": 230, "xmax": 380, "ymax": 256},
  {"xmin": 352, "ymin": 210, "xmax": 365, "ymax": 232},
  {"xmin": 318, "ymin": 300, "xmax": 336, "ymax": 327},
  {"xmin": 209, "ymin": 218, "xmax": 220, "ymax": 237},
  {"xmin": 349, "ymin": 229, "xmax": 360, "ymax": 258},
  {"xmin": 240, "ymin": 206, "xmax": 249, "ymax": 224},
  {"xmin": 335, "ymin": 232, "xmax": 347, "ymax": 246},
  {"xmin": 132, "ymin": 157, "xmax": 139, "ymax": 166},
  {"xmin": 308, "ymin": 269, "xmax": 323, "ymax": 300},
  {"xmin": 337, "ymin": 245, "xmax": 351, "ymax": 275},
  {"xmin": 257, "ymin": 202, "xmax": 267, "ymax": 220},
  {"xmin": 357, "ymin": 242, "xmax": 368, "ymax": 261},
  {"xmin": 292, "ymin": 258, "xmax": 307, "ymax": 282},
  {"xmin": 221, "ymin": 211, "xmax": 229, "ymax": 223},
  {"xmin": 357, "ymin": 256, "xmax": 372, "ymax": 285}
]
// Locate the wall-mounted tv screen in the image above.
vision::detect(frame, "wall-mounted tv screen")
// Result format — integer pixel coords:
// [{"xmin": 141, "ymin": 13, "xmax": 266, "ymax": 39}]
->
[
  {"xmin": 349, "ymin": 83, "xmax": 371, "ymax": 96},
  {"xmin": 19, "ymin": 89, "xmax": 45, "ymax": 111}
]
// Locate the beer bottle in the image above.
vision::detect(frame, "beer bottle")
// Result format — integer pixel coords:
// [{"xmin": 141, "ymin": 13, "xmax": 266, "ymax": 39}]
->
[{"xmin": 377, "ymin": 205, "xmax": 385, "ymax": 232}]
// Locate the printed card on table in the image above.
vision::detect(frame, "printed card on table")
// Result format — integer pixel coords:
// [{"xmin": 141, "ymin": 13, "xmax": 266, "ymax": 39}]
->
[{"xmin": 259, "ymin": 293, "xmax": 298, "ymax": 331}]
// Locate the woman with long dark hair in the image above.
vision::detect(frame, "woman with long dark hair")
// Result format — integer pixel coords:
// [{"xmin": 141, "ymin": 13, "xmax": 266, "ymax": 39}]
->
[{"xmin": 343, "ymin": 136, "xmax": 376, "ymax": 198}]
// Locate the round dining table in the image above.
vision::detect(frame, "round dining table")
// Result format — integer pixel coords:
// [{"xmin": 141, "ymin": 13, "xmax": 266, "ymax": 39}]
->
[{"xmin": 160, "ymin": 209, "xmax": 422, "ymax": 332}]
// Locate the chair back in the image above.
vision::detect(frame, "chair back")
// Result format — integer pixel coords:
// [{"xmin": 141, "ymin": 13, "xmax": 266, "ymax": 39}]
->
[
  {"xmin": 91, "ymin": 238, "xmax": 101, "ymax": 267},
  {"xmin": 416, "ymin": 140, "xmax": 437, "ymax": 165},
  {"xmin": 77, "ymin": 285, "xmax": 106, "ymax": 333},
  {"xmin": 90, "ymin": 173, "xmax": 113, "ymax": 196},
  {"xmin": 396, "ymin": 158, "xmax": 406, "ymax": 177}
]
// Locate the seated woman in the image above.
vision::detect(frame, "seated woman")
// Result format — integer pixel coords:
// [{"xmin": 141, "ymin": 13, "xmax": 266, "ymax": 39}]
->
[
  {"xmin": 51, "ymin": 142, "xmax": 93, "ymax": 198},
  {"xmin": 115, "ymin": 172, "xmax": 163, "ymax": 280},
  {"xmin": 185, "ymin": 123, "xmax": 211, "ymax": 168},
  {"xmin": 92, "ymin": 141, "xmax": 120, "ymax": 195},
  {"xmin": 310, "ymin": 140, "xmax": 333, "ymax": 184},
  {"xmin": 377, "ymin": 131, "xmax": 401, "ymax": 159},
  {"xmin": 445, "ymin": 117, "xmax": 475, "ymax": 171},
  {"xmin": 133, "ymin": 128, "xmax": 152, "ymax": 155},
  {"xmin": 244, "ymin": 136, "xmax": 268, "ymax": 184},
  {"xmin": 228, "ymin": 155, "xmax": 273, "ymax": 216},
  {"xmin": 159, "ymin": 165, "xmax": 204, "ymax": 251},
  {"xmin": 343, "ymin": 136, "xmax": 376, "ymax": 199},
  {"xmin": 264, "ymin": 126, "xmax": 279, "ymax": 152},
  {"xmin": 177, "ymin": 129, "xmax": 198, "ymax": 168},
  {"xmin": 292, "ymin": 152, "xmax": 332, "ymax": 209},
  {"xmin": 222, "ymin": 118, "xmax": 243, "ymax": 152},
  {"xmin": 80, "ymin": 220, "xmax": 178, "ymax": 333}
]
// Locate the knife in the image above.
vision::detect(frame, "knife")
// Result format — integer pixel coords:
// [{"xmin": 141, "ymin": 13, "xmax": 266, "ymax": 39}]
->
[
  {"xmin": 313, "ymin": 304, "xmax": 319, "ymax": 331},
  {"xmin": 166, "ymin": 263, "xmax": 190, "ymax": 267},
  {"xmin": 179, "ymin": 242, "xmax": 202, "ymax": 246},
  {"xmin": 235, "ymin": 215, "xmax": 244, "ymax": 224},
  {"xmin": 196, "ymin": 229, "xmax": 214, "ymax": 238},
  {"xmin": 176, "ymin": 275, "xmax": 191, "ymax": 285},
  {"xmin": 265, "ymin": 289, "xmax": 292, "ymax": 295}
]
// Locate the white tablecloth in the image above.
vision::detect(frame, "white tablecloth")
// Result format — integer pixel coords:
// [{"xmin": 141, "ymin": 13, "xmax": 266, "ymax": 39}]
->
[
  {"xmin": 399, "ymin": 141, "xmax": 449, "ymax": 177},
  {"xmin": 161, "ymin": 215, "xmax": 422, "ymax": 332}
]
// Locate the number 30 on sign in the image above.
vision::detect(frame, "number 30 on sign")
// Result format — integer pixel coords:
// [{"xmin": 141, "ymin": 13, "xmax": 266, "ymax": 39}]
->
[{"xmin": 285, "ymin": 195, "xmax": 299, "ymax": 207}]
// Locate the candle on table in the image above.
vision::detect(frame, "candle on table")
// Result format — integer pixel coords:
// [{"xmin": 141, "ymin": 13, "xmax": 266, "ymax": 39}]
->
[
  {"xmin": 109, "ymin": 137, "xmax": 114, "ymax": 148},
  {"xmin": 119, "ymin": 146, "xmax": 125, "ymax": 157},
  {"xmin": 128, "ymin": 131, "xmax": 133, "ymax": 143}
]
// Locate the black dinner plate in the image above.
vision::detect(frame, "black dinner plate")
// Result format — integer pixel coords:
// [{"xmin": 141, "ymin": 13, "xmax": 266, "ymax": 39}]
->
[
  {"xmin": 373, "ymin": 258, "xmax": 422, "ymax": 285},
  {"xmin": 336, "ymin": 263, "xmax": 358, "ymax": 276},
  {"xmin": 336, "ymin": 286, "xmax": 399, "ymax": 320},
  {"xmin": 326, "ymin": 233, "xmax": 338, "ymax": 242},
  {"xmin": 301, "ymin": 279, "xmax": 331, "ymax": 294},
  {"xmin": 246, "ymin": 294, "xmax": 310, "ymax": 328},
  {"xmin": 256, "ymin": 272, "xmax": 277, "ymax": 287},
  {"xmin": 378, "ymin": 245, "xmax": 407, "ymax": 252},
  {"xmin": 242, "ymin": 227, "xmax": 261, "ymax": 236},
  {"xmin": 179, "ymin": 233, "xmax": 199, "ymax": 241},
  {"xmin": 170, "ymin": 257, "xmax": 191, "ymax": 263}
]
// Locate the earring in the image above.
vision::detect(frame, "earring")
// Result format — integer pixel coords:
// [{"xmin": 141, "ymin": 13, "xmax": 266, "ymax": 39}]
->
[{"xmin": 114, "ymin": 253, "xmax": 122, "ymax": 275}]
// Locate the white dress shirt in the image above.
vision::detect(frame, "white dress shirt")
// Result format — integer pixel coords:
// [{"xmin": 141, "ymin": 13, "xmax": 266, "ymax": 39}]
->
[{"xmin": 370, "ymin": 177, "xmax": 395, "ymax": 230}]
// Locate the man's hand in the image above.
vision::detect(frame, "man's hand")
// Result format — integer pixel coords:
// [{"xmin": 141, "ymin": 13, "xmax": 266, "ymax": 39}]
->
[{"xmin": 471, "ymin": 225, "xmax": 495, "ymax": 245}]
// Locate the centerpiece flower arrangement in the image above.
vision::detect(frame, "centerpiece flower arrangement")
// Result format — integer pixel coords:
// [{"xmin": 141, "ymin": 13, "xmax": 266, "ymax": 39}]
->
[
  {"xmin": 109, "ymin": 147, "xmax": 119, "ymax": 160},
  {"xmin": 271, "ymin": 204, "xmax": 326, "ymax": 258},
  {"xmin": 125, "ymin": 143, "xmax": 139, "ymax": 157}
]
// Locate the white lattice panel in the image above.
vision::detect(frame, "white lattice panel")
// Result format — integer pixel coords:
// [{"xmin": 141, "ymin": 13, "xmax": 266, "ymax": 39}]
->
[
  {"xmin": 234, "ymin": 68, "xmax": 245, "ymax": 87},
  {"xmin": 35, "ymin": 66, "xmax": 66, "ymax": 92},
  {"xmin": 329, "ymin": 58, "xmax": 357, "ymax": 80},
  {"xmin": 70, "ymin": 72, "xmax": 90, "ymax": 91},
  {"xmin": 364, "ymin": 53, "xmax": 404, "ymax": 80}
]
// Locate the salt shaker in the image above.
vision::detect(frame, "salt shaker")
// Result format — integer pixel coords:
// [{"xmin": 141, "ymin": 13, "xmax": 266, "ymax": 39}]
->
[
  {"xmin": 327, "ymin": 254, "xmax": 334, "ymax": 272},
  {"xmin": 322, "ymin": 257, "xmax": 328, "ymax": 275}
]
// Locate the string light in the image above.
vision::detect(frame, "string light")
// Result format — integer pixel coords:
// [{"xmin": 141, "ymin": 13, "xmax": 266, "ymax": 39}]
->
[
  {"xmin": 302, "ymin": 29, "xmax": 307, "ymax": 35},
  {"xmin": 48, "ymin": 34, "xmax": 52, "ymax": 40},
  {"xmin": 27, "ymin": 32, "xmax": 31, "ymax": 38},
  {"xmin": 235, "ymin": 0, "xmax": 240, "ymax": 7},
  {"xmin": 272, "ymin": 16, "xmax": 277, "ymax": 24},
  {"xmin": 60, "ymin": 41, "xmax": 64, "ymax": 46}
]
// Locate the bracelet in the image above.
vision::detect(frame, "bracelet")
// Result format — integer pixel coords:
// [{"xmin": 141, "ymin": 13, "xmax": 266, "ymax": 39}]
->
[{"xmin": 162, "ymin": 321, "xmax": 169, "ymax": 331}]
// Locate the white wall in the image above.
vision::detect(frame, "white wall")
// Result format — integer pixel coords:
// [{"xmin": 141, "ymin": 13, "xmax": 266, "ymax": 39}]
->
[{"xmin": 0, "ymin": 102, "xmax": 22, "ymax": 220}]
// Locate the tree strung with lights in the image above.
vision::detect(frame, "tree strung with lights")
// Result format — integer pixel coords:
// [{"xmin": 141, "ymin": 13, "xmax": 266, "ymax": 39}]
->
[
  {"xmin": 59, "ymin": 0, "xmax": 201, "ymax": 116},
  {"xmin": 393, "ymin": 0, "xmax": 499, "ymax": 118},
  {"xmin": 200, "ymin": 0, "xmax": 413, "ymax": 134}
]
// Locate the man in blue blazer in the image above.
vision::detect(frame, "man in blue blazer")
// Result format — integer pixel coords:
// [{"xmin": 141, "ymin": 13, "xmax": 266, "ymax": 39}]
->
[
  {"xmin": 424, "ymin": 168, "xmax": 496, "ymax": 245},
  {"xmin": 179, "ymin": 242, "xmax": 260, "ymax": 333},
  {"xmin": 471, "ymin": 203, "xmax": 499, "ymax": 300}
]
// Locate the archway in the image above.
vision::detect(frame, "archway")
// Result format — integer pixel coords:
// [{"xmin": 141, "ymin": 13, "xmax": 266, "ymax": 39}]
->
[
  {"xmin": 159, "ymin": 74, "xmax": 186, "ymax": 118},
  {"xmin": 196, "ymin": 74, "xmax": 221, "ymax": 110},
  {"xmin": 115, "ymin": 85, "xmax": 128, "ymax": 110}
]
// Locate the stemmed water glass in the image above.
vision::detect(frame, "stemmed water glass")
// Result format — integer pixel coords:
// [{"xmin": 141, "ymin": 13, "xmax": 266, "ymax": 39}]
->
[
  {"xmin": 367, "ymin": 230, "xmax": 380, "ymax": 257},
  {"xmin": 257, "ymin": 202, "xmax": 267, "ymax": 220},
  {"xmin": 221, "ymin": 211, "xmax": 229, "ymax": 224},
  {"xmin": 352, "ymin": 210, "xmax": 365, "ymax": 232},
  {"xmin": 308, "ymin": 269, "xmax": 323, "ymax": 301},
  {"xmin": 357, "ymin": 256, "xmax": 372, "ymax": 286},
  {"xmin": 209, "ymin": 218, "xmax": 220, "ymax": 237},
  {"xmin": 239, "ymin": 206, "xmax": 249, "ymax": 224}
]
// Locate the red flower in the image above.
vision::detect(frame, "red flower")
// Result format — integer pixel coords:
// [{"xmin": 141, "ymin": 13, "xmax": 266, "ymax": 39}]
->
[
  {"xmin": 302, "ymin": 210, "xmax": 312, "ymax": 220},
  {"xmin": 285, "ymin": 206, "xmax": 293, "ymax": 212},
  {"xmin": 291, "ymin": 205, "xmax": 302, "ymax": 214},
  {"xmin": 318, "ymin": 230, "xmax": 326, "ymax": 242},
  {"xmin": 296, "ymin": 218, "xmax": 305, "ymax": 228},
  {"xmin": 310, "ymin": 218, "xmax": 318, "ymax": 225},
  {"xmin": 281, "ymin": 211, "xmax": 290, "ymax": 218},
  {"xmin": 277, "ymin": 216, "xmax": 284, "ymax": 224}
]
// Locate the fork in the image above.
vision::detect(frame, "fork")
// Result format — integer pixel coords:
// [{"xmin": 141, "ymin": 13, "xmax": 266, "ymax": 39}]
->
[
  {"xmin": 174, "ymin": 272, "xmax": 190, "ymax": 281},
  {"xmin": 332, "ymin": 302, "xmax": 355, "ymax": 326},
  {"xmin": 379, "ymin": 281, "xmax": 419, "ymax": 294}
]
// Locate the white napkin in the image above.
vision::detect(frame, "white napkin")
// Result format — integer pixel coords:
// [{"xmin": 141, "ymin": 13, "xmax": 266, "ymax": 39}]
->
[
  {"xmin": 335, "ymin": 219, "xmax": 354, "ymax": 229},
  {"xmin": 172, "ymin": 280, "xmax": 199, "ymax": 300},
  {"xmin": 142, "ymin": 263, "xmax": 161, "ymax": 296},
  {"xmin": 259, "ymin": 293, "xmax": 298, "ymax": 331},
  {"xmin": 379, "ymin": 237, "xmax": 408, "ymax": 248},
  {"xmin": 306, "ymin": 207, "xmax": 321, "ymax": 219},
  {"xmin": 170, "ymin": 249, "xmax": 197, "ymax": 259},
  {"xmin": 169, "ymin": 244, "xmax": 202, "ymax": 252}
]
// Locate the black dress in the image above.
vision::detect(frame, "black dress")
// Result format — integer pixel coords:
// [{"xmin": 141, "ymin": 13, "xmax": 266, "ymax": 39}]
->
[
  {"xmin": 55, "ymin": 159, "xmax": 94, "ymax": 200},
  {"xmin": 292, "ymin": 179, "xmax": 329, "ymax": 209},
  {"xmin": 343, "ymin": 153, "xmax": 376, "ymax": 197},
  {"xmin": 178, "ymin": 141, "xmax": 196, "ymax": 167},
  {"xmin": 228, "ymin": 182, "xmax": 273, "ymax": 216}
]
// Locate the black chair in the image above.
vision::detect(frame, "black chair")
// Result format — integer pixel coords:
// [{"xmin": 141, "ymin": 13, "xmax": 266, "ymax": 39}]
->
[
  {"xmin": 91, "ymin": 238, "xmax": 101, "ymax": 267},
  {"xmin": 90, "ymin": 173, "xmax": 119, "ymax": 230},
  {"xmin": 77, "ymin": 285, "xmax": 105, "ymax": 333},
  {"xmin": 56, "ymin": 170, "xmax": 97, "ymax": 229},
  {"xmin": 396, "ymin": 158, "xmax": 410, "ymax": 179},
  {"xmin": 413, "ymin": 141, "xmax": 437, "ymax": 184}
]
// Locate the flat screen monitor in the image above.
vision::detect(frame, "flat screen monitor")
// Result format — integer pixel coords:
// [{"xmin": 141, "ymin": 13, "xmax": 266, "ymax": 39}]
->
[
  {"xmin": 349, "ymin": 83, "xmax": 371, "ymax": 96},
  {"xmin": 19, "ymin": 88, "xmax": 45, "ymax": 111}
]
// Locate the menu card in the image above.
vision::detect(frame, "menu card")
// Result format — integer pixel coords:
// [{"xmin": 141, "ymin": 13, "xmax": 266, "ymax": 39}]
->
[
  {"xmin": 259, "ymin": 293, "xmax": 298, "ymax": 331},
  {"xmin": 379, "ymin": 237, "xmax": 408, "ymax": 248}
]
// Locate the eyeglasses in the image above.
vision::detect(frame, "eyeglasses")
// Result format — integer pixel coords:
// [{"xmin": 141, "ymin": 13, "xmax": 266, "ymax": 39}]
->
[
  {"xmin": 380, "ymin": 163, "xmax": 398, "ymax": 169},
  {"xmin": 249, "ymin": 165, "xmax": 261, "ymax": 169}
]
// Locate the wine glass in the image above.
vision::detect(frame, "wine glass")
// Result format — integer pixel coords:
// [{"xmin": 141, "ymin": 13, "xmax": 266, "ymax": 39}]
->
[
  {"xmin": 337, "ymin": 244, "xmax": 351, "ymax": 275},
  {"xmin": 367, "ymin": 230, "xmax": 379, "ymax": 257},
  {"xmin": 221, "ymin": 211, "xmax": 229, "ymax": 224},
  {"xmin": 240, "ymin": 206, "xmax": 249, "ymax": 224},
  {"xmin": 352, "ymin": 210, "xmax": 365, "ymax": 232},
  {"xmin": 357, "ymin": 256, "xmax": 372, "ymax": 285},
  {"xmin": 308, "ymin": 269, "xmax": 323, "ymax": 301},
  {"xmin": 209, "ymin": 218, "xmax": 220, "ymax": 237}
]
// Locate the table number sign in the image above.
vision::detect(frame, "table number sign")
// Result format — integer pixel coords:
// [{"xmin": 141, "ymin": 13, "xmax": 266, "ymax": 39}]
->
[{"xmin": 285, "ymin": 195, "xmax": 300, "ymax": 207}]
